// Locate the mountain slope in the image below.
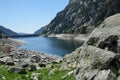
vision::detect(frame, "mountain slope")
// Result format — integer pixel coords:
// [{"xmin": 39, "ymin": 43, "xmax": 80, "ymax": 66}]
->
[
  {"xmin": 40, "ymin": 0, "xmax": 120, "ymax": 35},
  {"xmin": 34, "ymin": 27, "xmax": 45, "ymax": 35},
  {"xmin": 0, "ymin": 31, "xmax": 7, "ymax": 38},
  {"xmin": 0, "ymin": 26, "xmax": 18, "ymax": 37}
]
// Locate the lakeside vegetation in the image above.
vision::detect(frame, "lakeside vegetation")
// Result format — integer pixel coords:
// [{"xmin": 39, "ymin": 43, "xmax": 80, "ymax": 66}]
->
[{"xmin": 0, "ymin": 64, "xmax": 75, "ymax": 80}]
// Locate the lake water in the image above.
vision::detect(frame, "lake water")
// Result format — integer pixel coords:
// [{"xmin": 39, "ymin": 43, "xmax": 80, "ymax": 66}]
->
[{"xmin": 16, "ymin": 37, "xmax": 84, "ymax": 57}]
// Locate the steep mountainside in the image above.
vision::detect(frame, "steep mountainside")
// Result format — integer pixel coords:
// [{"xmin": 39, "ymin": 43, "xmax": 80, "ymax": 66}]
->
[
  {"xmin": 0, "ymin": 26, "xmax": 18, "ymax": 37},
  {"xmin": 34, "ymin": 27, "xmax": 45, "ymax": 35},
  {"xmin": 40, "ymin": 0, "xmax": 120, "ymax": 35}
]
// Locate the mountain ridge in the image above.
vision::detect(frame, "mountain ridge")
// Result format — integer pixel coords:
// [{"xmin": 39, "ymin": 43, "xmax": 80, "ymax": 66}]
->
[
  {"xmin": 36, "ymin": 0, "xmax": 120, "ymax": 35},
  {"xmin": 0, "ymin": 25, "xmax": 18, "ymax": 37},
  {"xmin": 34, "ymin": 27, "xmax": 45, "ymax": 35}
]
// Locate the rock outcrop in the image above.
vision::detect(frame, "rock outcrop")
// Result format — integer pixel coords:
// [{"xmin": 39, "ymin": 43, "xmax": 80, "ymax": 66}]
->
[
  {"xmin": 86, "ymin": 13, "xmax": 120, "ymax": 53},
  {"xmin": 8, "ymin": 67, "xmax": 27, "ymax": 74},
  {"xmin": 39, "ymin": 0, "xmax": 120, "ymax": 35},
  {"xmin": 61, "ymin": 13, "xmax": 120, "ymax": 80}
]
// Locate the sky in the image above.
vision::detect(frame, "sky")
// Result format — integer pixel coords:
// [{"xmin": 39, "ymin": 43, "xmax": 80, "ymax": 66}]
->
[{"xmin": 0, "ymin": 0, "xmax": 69, "ymax": 33}]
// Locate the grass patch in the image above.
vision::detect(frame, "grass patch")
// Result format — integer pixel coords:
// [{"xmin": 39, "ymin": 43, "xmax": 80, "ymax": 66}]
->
[{"xmin": 0, "ymin": 65, "xmax": 75, "ymax": 80}]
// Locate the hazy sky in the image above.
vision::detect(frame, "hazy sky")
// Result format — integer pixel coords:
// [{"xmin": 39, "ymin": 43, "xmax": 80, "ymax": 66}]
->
[{"xmin": 0, "ymin": 0, "xmax": 69, "ymax": 33}]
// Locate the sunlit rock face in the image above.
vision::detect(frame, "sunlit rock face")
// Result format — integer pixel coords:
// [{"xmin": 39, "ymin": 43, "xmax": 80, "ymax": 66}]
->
[{"xmin": 61, "ymin": 13, "xmax": 120, "ymax": 80}]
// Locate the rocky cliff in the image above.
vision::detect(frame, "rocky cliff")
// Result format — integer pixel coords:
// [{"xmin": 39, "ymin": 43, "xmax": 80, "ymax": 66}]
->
[
  {"xmin": 40, "ymin": 0, "xmax": 120, "ymax": 35},
  {"xmin": 61, "ymin": 13, "xmax": 120, "ymax": 80}
]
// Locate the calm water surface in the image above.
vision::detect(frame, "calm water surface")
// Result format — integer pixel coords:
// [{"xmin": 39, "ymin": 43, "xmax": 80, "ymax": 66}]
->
[{"xmin": 16, "ymin": 37, "xmax": 84, "ymax": 57}]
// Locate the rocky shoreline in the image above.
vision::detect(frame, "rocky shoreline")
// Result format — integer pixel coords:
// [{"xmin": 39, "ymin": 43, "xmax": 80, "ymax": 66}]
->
[
  {"xmin": 47, "ymin": 34, "xmax": 88, "ymax": 41},
  {"xmin": 0, "ymin": 38, "xmax": 61, "ymax": 74}
]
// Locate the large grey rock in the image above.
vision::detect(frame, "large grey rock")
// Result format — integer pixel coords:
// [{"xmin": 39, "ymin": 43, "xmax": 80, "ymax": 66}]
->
[
  {"xmin": 62, "ymin": 45, "xmax": 116, "ymax": 80},
  {"xmin": 75, "ymin": 46, "xmax": 116, "ymax": 80},
  {"xmin": 22, "ymin": 63, "xmax": 29, "ymax": 68},
  {"xmin": 61, "ymin": 14, "xmax": 120, "ymax": 80},
  {"xmin": 0, "ymin": 52, "xmax": 6, "ymax": 58},
  {"xmin": 31, "ymin": 55, "xmax": 41, "ymax": 62},
  {"xmin": 39, "ymin": 63, "xmax": 46, "ymax": 68},
  {"xmin": 31, "ymin": 73, "xmax": 40, "ymax": 80},
  {"xmin": 0, "ymin": 56, "xmax": 12, "ymax": 64},
  {"xmin": 76, "ymin": 69, "xmax": 99, "ymax": 80},
  {"xmin": 76, "ymin": 46, "xmax": 116, "ymax": 80},
  {"xmin": 78, "ymin": 46, "xmax": 116, "ymax": 69},
  {"xmin": 94, "ymin": 70, "xmax": 116, "ymax": 80},
  {"xmin": 86, "ymin": 13, "xmax": 120, "ymax": 53},
  {"xmin": 48, "ymin": 68, "xmax": 57, "ymax": 76},
  {"xmin": 61, "ymin": 47, "xmax": 81, "ymax": 70},
  {"xmin": 117, "ymin": 76, "xmax": 120, "ymax": 80},
  {"xmin": 98, "ymin": 35, "xmax": 118, "ymax": 53},
  {"xmin": 29, "ymin": 64, "xmax": 37, "ymax": 71},
  {"xmin": 6, "ymin": 61, "xmax": 14, "ymax": 66},
  {"xmin": 8, "ymin": 67, "xmax": 27, "ymax": 74},
  {"xmin": 118, "ymin": 40, "xmax": 120, "ymax": 53}
]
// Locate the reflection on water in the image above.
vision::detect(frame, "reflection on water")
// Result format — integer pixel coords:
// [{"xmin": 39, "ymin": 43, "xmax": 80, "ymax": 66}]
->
[{"xmin": 16, "ymin": 37, "xmax": 84, "ymax": 57}]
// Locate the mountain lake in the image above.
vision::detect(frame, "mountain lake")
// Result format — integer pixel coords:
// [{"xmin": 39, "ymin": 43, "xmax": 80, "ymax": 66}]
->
[{"xmin": 16, "ymin": 37, "xmax": 84, "ymax": 57}]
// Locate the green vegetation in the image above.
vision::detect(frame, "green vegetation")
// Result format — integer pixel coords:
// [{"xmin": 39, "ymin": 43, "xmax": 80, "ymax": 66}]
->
[{"xmin": 0, "ymin": 65, "xmax": 75, "ymax": 80}]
